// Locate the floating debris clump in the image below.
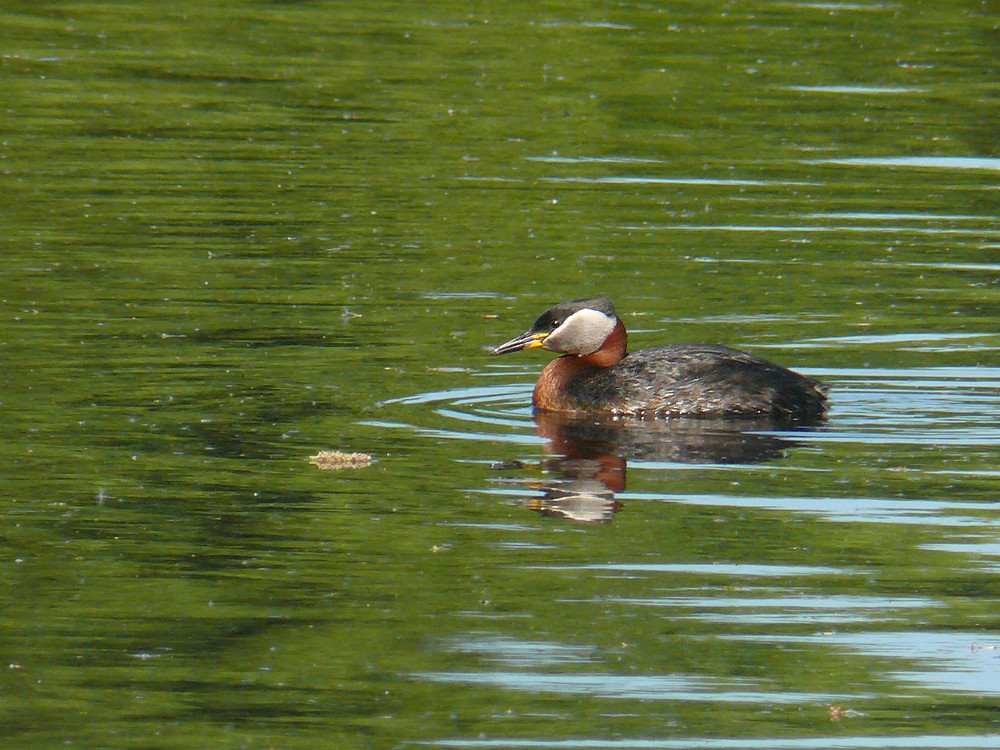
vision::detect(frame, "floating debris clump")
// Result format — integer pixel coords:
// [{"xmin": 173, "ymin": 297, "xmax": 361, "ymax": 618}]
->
[{"xmin": 309, "ymin": 451, "xmax": 374, "ymax": 470}]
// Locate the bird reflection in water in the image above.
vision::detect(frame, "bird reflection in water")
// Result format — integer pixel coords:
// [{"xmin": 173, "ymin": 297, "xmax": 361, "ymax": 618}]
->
[{"xmin": 492, "ymin": 412, "xmax": 809, "ymax": 523}]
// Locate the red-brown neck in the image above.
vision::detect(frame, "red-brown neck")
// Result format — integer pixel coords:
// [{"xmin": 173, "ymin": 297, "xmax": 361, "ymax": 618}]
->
[{"xmin": 580, "ymin": 319, "xmax": 627, "ymax": 367}]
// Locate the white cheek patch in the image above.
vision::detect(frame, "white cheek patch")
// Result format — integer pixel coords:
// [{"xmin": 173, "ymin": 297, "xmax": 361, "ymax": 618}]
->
[{"xmin": 544, "ymin": 308, "xmax": 616, "ymax": 355}]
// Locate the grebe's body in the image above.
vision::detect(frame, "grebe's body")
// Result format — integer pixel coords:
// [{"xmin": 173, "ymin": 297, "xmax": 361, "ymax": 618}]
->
[{"xmin": 492, "ymin": 298, "xmax": 827, "ymax": 421}]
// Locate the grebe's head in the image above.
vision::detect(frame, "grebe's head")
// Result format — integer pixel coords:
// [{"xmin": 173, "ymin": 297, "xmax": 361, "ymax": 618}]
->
[{"xmin": 492, "ymin": 298, "xmax": 619, "ymax": 356}]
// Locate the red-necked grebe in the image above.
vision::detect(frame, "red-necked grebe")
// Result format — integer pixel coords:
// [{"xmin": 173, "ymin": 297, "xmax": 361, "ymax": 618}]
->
[{"xmin": 491, "ymin": 298, "xmax": 828, "ymax": 420}]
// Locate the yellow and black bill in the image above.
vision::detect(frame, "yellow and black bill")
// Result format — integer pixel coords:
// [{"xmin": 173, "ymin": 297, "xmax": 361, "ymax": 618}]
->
[{"xmin": 491, "ymin": 330, "xmax": 548, "ymax": 355}]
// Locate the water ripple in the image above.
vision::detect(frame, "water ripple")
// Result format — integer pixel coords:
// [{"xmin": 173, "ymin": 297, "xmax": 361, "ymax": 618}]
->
[
  {"xmin": 421, "ymin": 734, "xmax": 1000, "ymax": 748},
  {"xmin": 412, "ymin": 670, "xmax": 851, "ymax": 703},
  {"xmin": 810, "ymin": 157, "xmax": 1000, "ymax": 170}
]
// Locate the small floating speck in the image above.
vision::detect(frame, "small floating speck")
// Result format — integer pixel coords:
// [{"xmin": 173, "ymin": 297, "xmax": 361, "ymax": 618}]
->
[
  {"xmin": 309, "ymin": 451, "xmax": 374, "ymax": 470},
  {"xmin": 828, "ymin": 704, "xmax": 865, "ymax": 721}
]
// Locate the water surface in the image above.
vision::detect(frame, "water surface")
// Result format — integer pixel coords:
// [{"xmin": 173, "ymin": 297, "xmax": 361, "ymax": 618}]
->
[{"xmin": 2, "ymin": 1, "xmax": 999, "ymax": 748}]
